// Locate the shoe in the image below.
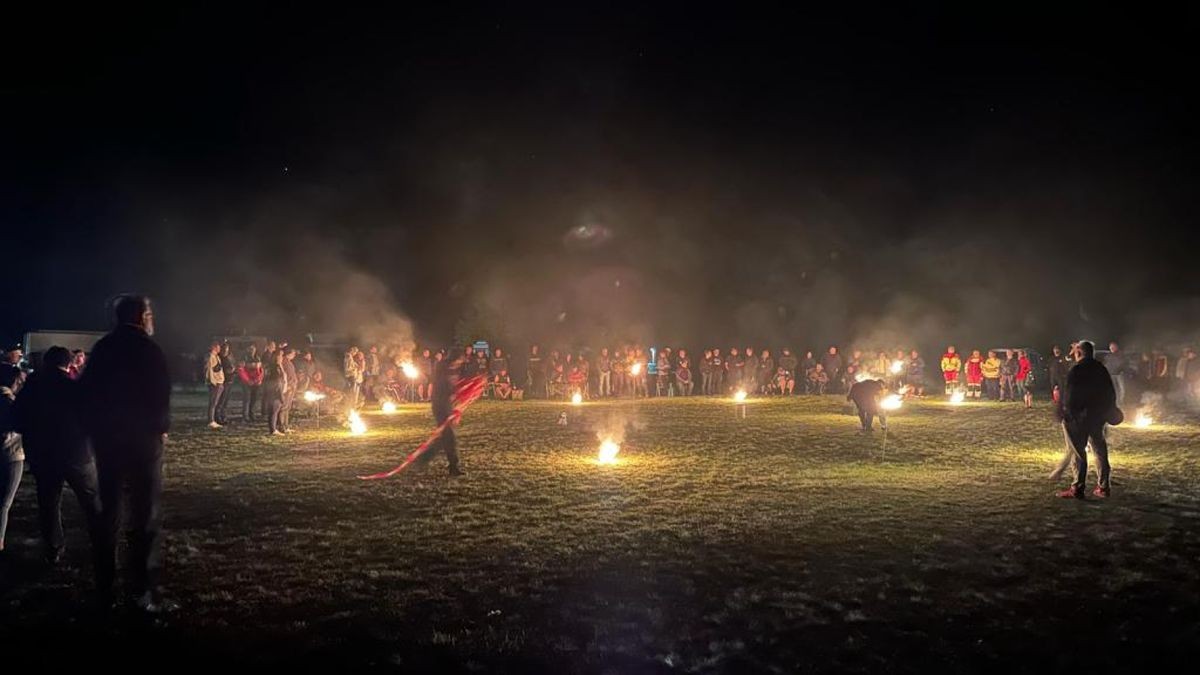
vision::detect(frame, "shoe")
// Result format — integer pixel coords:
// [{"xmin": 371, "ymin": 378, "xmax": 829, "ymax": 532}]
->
[
  {"xmin": 208, "ymin": 421, "xmax": 223, "ymax": 429},
  {"xmin": 449, "ymin": 467, "xmax": 464, "ymax": 477},
  {"xmin": 271, "ymin": 430, "xmax": 285, "ymax": 436},
  {"xmin": 1092, "ymin": 486, "xmax": 1110, "ymax": 498},
  {"xmin": 1056, "ymin": 486, "xmax": 1085, "ymax": 499}
]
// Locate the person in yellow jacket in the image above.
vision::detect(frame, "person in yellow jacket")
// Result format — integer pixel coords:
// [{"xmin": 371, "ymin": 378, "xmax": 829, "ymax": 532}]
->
[
  {"xmin": 982, "ymin": 350, "xmax": 1002, "ymax": 400},
  {"xmin": 940, "ymin": 346, "xmax": 962, "ymax": 395}
]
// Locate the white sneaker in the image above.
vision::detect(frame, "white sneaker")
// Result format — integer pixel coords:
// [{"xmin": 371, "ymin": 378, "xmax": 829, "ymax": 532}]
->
[
  {"xmin": 208, "ymin": 422, "xmax": 223, "ymax": 429},
  {"xmin": 271, "ymin": 430, "xmax": 285, "ymax": 436}
]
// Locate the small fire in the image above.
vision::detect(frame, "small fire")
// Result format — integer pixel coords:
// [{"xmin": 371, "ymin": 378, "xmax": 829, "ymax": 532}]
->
[
  {"xmin": 1135, "ymin": 413, "xmax": 1153, "ymax": 428},
  {"xmin": 880, "ymin": 393, "xmax": 903, "ymax": 410},
  {"xmin": 348, "ymin": 410, "xmax": 367, "ymax": 435},
  {"xmin": 630, "ymin": 362, "xmax": 643, "ymax": 376},
  {"xmin": 891, "ymin": 360, "xmax": 905, "ymax": 374},
  {"xmin": 733, "ymin": 389, "xmax": 747, "ymax": 403},
  {"xmin": 950, "ymin": 391, "xmax": 965, "ymax": 404},
  {"xmin": 571, "ymin": 392, "xmax": 583, "ymax": 405},
  {"xmin": 381, "ymin": 401, "xmax": 397, "ymax": 414},
  {"xmin": 401, "ymin": 362, "xmax": 419, "ymax": 379},
  {"xmin": 898, "ymin": 384, "xmax": 912, "ymax": 395},
  {"xmin": 303, "ymin": 390, "xmax": 325, "ymax": 403},
  {"xmin": 597, "ymin": 438, "xmax": 620, "ymax": 464}
]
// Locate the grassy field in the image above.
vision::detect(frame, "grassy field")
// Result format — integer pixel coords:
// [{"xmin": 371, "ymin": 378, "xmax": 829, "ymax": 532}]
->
[{"xmin": 3, "ymin": 392, "xmax": 1200, "ymax": 672}]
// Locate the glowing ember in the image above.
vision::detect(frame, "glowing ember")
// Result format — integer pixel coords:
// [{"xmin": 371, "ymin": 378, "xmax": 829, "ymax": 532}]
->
[
  {"xmin": 597, "ymin": 438, "xmax": 620, "ymax": 464},
  {"xmin": 571, "ymin": 392, "xmax": 583, "ymax": 405},
  {"xmin": 401, "ymin": 362, "xmax": 419, "ymax": 379},
  {"xmin": 630, "ymin": 362, "xmax": 642, "ymax": 376},
  {"xmin": 1135, "ymin": 413, "xmax": 1153, "ymax": 428},
  {"xmin": 898, "ymin": 384, "xmax": 912, "ymax": 395},
  {"xmin": 733, "ymin": 389, "xmax": 747, "ymax": 403},
  {"xmin": 880, "ymin": 393, "xmax": 903, "ymax": 410},
  {"xmin": 303, "ymin": 390, "xmax": 325, "ymax": 403},
  {"xmin": 348, "ymin": 410, "xmax": 367, "ymax": 435},
  {"xmin": 891, "ymin": 360, "xmax": 905, "ymax": 374},
  {"xmin": 381, "ymin": 401, "xmax": 397, "ymax": 414},
  {"xmin": 950, "ymin": 391, "xmax": 965, "ymax": 405}
]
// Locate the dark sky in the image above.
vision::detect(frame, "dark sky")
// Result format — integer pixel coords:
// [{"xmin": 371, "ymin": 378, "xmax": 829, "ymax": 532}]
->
[{"xmin": 4, "ymin": 5, "xmax": 1198, "ymax": 353}]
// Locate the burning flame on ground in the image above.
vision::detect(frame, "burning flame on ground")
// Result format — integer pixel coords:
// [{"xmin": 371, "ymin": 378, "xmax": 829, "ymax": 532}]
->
[
  {"xmin": 1135, "ymin": 413, "xmax": 1153, "ymax": 428},
  {"xmin": 898, "ymin": 385, "xmax": 912, "ymax": 395},
  {"xmin": 630, "ymin": 363, "xmax": 643, "ymax": 376},
  {"xmin": 891, "ymin": 360, "xmax": 905, "ymax": 374},
  {"xmin": 381, "ymin": 401, "xmax": 397, "ymax": 414},
  {"xmin": 571, "ymin": 392, "xmax": 583, "ymax": 405},
  {"xmin": 950, "ymin": 391, "xmax": 966, "ymax": 405},
  {"xmin": 597, "ymin": 438, "xmax": 620, "ymax": 464},
  {"xmin": 881, "ymin": 393, "xmax": 903, "ymax": 411},
  {"xmin": 303, "ymin": 390, "xmax": 325, "ymax": 403},
  {"xmin": 401, "ymin": 362, "xmax": 419, "ymax": 379},
  {"xmin": 733, "ymin": 390, "xmax": 748, "ymax": 403},
  {"xmin": 348, "ymin": 410, "xmax": 367, "ymax": 435}
]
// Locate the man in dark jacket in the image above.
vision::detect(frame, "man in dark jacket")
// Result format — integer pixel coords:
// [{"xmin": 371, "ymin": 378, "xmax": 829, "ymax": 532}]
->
[
  {"xmin": 847, "ymin": 378, "xmax": 887, "ymax": 432},
  {"xmin": 822, "ymin": 347, "xmax": 843, "ymax": 394},
  {"xmin": 1047, "ymin": 345, "xmax": 1070, "ymax": 399},
  {"xmin": 79, "ymin": 295, "xmax": 173, "ymax": 612},
  {"xmin": 14, "ymin": 346, "xmax": 104, "ymax": 566},
  {"xmin": 1057, "ymin": 341, "xmax": 1118, "ymax": 499}
]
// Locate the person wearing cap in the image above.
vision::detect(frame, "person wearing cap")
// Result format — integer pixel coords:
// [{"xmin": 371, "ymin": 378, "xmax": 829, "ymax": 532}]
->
[
  {"xmin": 1056, "ymin": 340, "xmax": 1119, "ymax": 499},
  {"xmin": 14, "ymin": 346, "xmax": 103, "ymax": 566},
  {"xmin": 79, "ymin": 295, "xmax": 173, "ymax": 613}
]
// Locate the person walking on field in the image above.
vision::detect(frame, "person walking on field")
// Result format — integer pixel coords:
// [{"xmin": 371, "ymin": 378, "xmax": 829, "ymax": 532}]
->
[
  {"xmin": 1056, "ymin": 341, "xmax": 1119, "ymax": 499},
  {"xmin": 14, "ymin": 346, "xmax": 104, "ymax": 567},
  {"xmin": 79, "ymin": 295, "xmax": 174, "ymax": 614}
]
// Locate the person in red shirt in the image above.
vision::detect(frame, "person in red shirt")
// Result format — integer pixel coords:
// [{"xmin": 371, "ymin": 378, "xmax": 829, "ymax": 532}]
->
[
  {"xmin": 1016, "ymin": 350, "xmax": 1033, "ymax": 407},
  {"xmin": 567, "ymin": 365, "xmax": 586, "ymax": 400},
  {"xmin": 965, "ymin": 350, "xmax": 984, "ymax": 398}
]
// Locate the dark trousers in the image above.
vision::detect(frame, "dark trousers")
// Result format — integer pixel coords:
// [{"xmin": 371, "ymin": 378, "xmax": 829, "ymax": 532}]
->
[
  {"xmin": 93, "ymin": 436, "xmax": 164, "ymax": 599},
  {"xmin": 207, "ymin": 383, "xmax": 224, "ymax": 423},
  {"xmin": 215, "ymin": 381, "xmax": 234, "ymax": 423},
  {"xmin": 1065, "ymin": 419, "xmax": 1110, "ymax": 490},
  {"xmin": 267, "ymin": 396, "xmax": 284, "ymax": 433},
  {"xmin": 426, "ymin": 420, "xmax": 459, "ymax": 472},
  {"xmin": 243, "ymin": 384, "xmax": 260, "ymax": 421},
  {"xmin": 33, "ymin": 459, "xmax": 104, "ymax": 562},
  {"xmin": 984, "ymin": 378, "xmax": 1000, "ymax": 400},
  {"xmin": 856, "ymin": 406, "xmax": 884, "ymax": 431},
  {"xmin": 280, "ymin": 391, "xmax": 295, "ymax": 430}
]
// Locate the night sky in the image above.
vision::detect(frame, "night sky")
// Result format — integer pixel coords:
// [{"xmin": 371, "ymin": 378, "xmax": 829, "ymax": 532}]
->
[{"xmin": 4, "ymin": 5, "xmax": 1198, "ymax": 354}]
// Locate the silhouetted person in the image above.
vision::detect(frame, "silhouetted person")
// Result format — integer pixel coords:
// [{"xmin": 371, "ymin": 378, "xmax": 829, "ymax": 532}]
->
[
  {"xmin": 427, "ymin": 355, "xmax": 463, "ymax": 476},
  {"xmin": 14, "ymin": 346, "xmax": 103, "ymax": 567},
  {"xmin": 264, "ymin": 349, "xmax": 288, "ymax": 436},
  {"xmin": 847, "ymin": 378, "xmax": 887, "ymax": 432},
  {"xmin": 1057, "ymin": 341, "xmax": 1118, "ymax": 499},
  {"xmin": 79, "ymin": 295, "xmax": 173, "ymax": 613}
]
